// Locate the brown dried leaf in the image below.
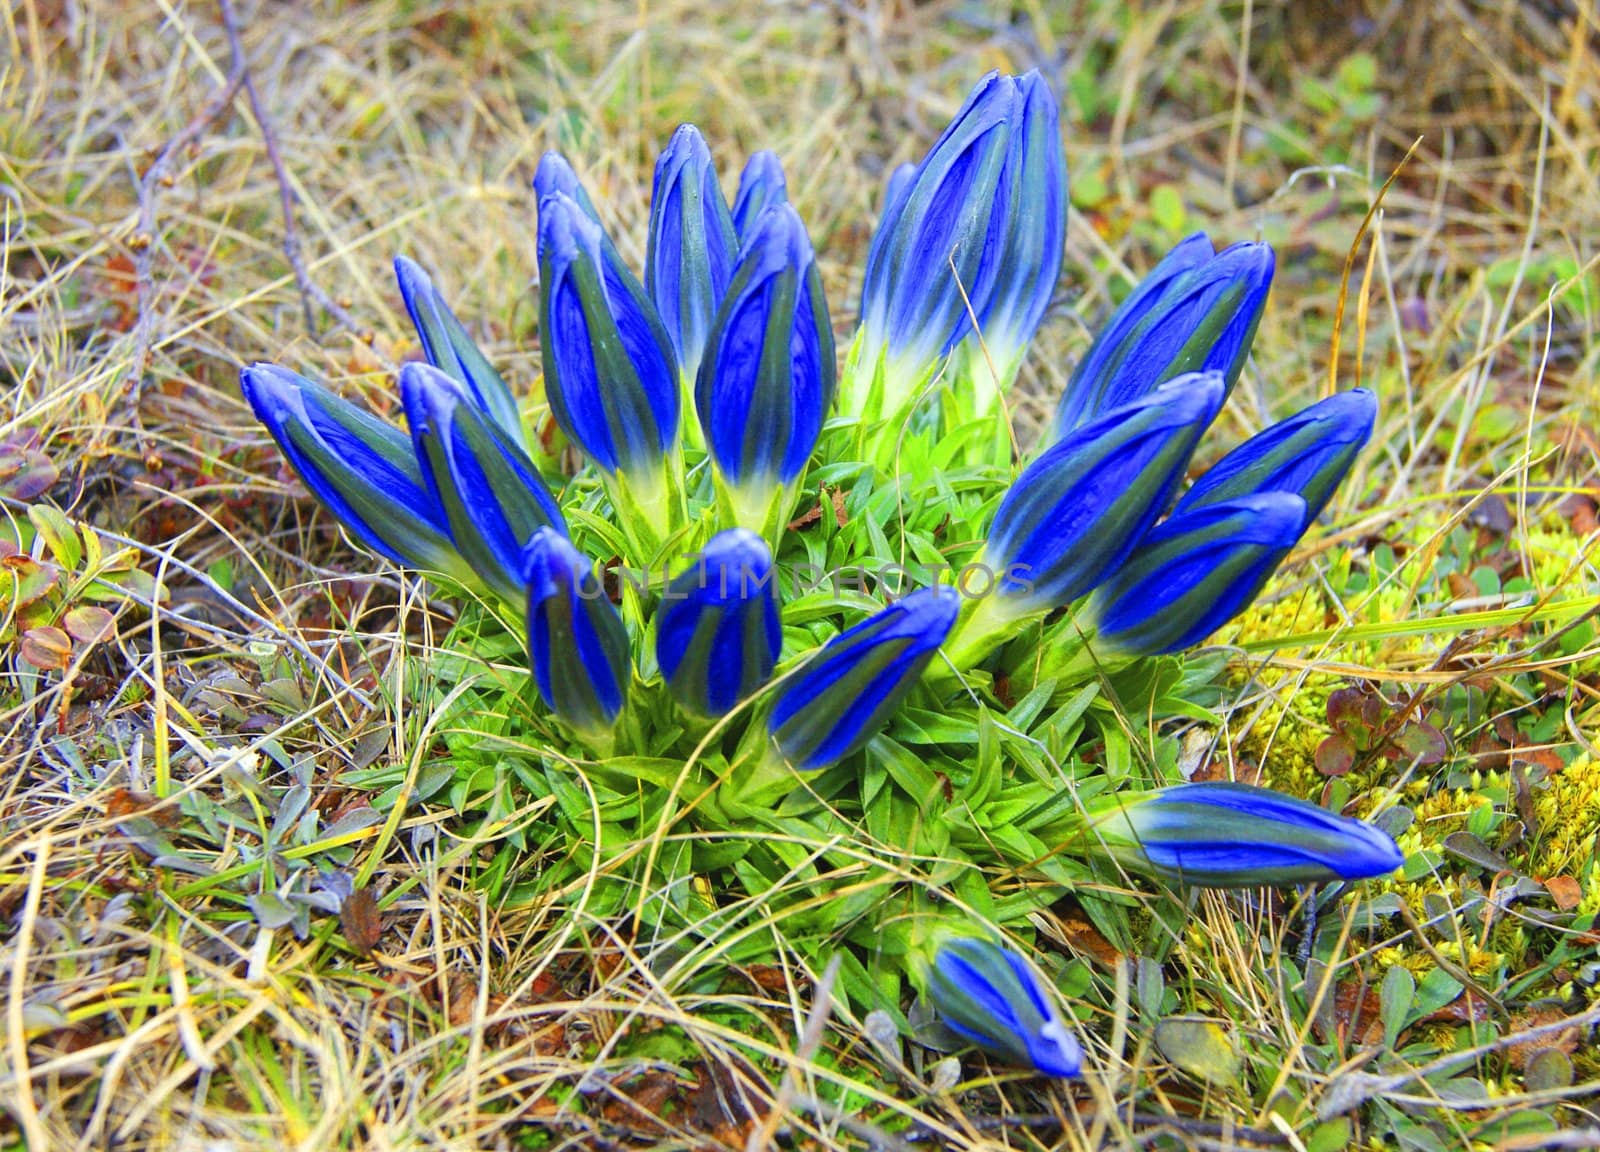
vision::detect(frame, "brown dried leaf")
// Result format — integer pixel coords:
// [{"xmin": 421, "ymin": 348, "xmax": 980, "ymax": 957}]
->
[
  {"xmin": 743, "ymin": 964, "xmax": 797, "ymax": 994},
  {"xmin": 1058, "ymin": 913, "xmax": 1125, "ymax": 968},
  {"xmin": 1505, "ymin": 1005, "xmax": 1582, "ymax": 1070},
  {"xmin": 340, "ymin": 888, "xmax": 384, "ymax": 957},
  {"xmin": 105, "ymin": 788, "xmax": 180, "ymax": 828},
  {"xmin": 1543, "ymin": 875, "xmax": 1582, "ymax": 911},
  {"xmin": 1555, "ymin": 493, "xmax": 1598, "ymax": 536}
]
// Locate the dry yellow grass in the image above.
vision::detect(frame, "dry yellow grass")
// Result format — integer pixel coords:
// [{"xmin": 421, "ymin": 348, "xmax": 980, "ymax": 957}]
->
[{"xmin": 2, "ymin": 1, "xmax": 1598, "ymax": 1148}]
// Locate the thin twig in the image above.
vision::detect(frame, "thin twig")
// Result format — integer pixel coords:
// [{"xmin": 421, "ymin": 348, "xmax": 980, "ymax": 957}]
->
[{"xmin": 218, "ymin": 0, "xmax": 364, "ymax": 338}]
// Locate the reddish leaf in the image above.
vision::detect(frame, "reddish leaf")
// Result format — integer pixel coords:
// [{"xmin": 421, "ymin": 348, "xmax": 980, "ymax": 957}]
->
[
  {"xmin": 19, "ymin": 626, "xmax": 72, "ymax": 671},
  {"xmin": 63, "ymin": 605, "xmax": 115, "ymax": 645},
  {"xmin": 1391, "ymin": 721, "xmax": 1449, "ymax": 765},
  {"xmin": 1315, "ymin": 733, "xmax": 1358, "ymax": 777},
  {"xmin": 0, "ymin": 450, "xmax": 58, "ymax": 501},
  {"xmin": 3, "ymin": 555, "xmax": 61, "ymax": 608}
]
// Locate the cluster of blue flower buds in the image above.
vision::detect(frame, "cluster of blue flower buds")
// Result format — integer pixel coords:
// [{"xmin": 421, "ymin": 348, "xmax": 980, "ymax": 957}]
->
[{"xmin": 241, "ymin": 69, "xmax": 1404, "ymax": 1080}]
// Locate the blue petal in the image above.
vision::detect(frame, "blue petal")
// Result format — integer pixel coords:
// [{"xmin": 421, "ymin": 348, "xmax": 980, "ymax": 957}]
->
[
  {"xmin": 524, "ymin": 526, "xmax": 630, "ymax": 731},
  {"xmin": 768, "ymin": 588, "xmax": 959, "ymax": 769},
  {"xmin": 731, "ymin": 150, "xmax": 788, "ymax": 239},
  {"xmin": 1090, "ymin": 492, "xmax": 1306, "ymax": 654},
  {"xmin": 987, "ymin": 374, "xmax": 1224, "ymax": 611},
  {"xmin": 240, "ymin": 363, "xmax": 455, "ymax": 570},
  {"xmin": 1175, "ymin": 388, "xmax": 1377, "ymax": 521}
]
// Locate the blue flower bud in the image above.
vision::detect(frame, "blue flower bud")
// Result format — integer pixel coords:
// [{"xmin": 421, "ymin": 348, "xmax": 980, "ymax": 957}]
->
[
  {"xmin": 852, "ymin": 72, "xmax": 1020, "ymax": 415},
  {"xmin": 696, "ymin": 203, "xmax": 834, "ymax": 521},
  {"xmin": 731, "ymin": 150, "xmax": 788, "ymax": 240},
  {"xmin": 982, "ymin": 373, "xmax": 1225, "ymax": 615},
  {"xmin": 393, "ymin": 256, "xmax": 525, "ymax": 448},
  {"xmin": 961, "ymin": 70, "xmax": 1066, "ymax": 378},
  {"xmin": 769, "ymin": 588, "xmax": 959, "ymax": 771},
  {"xmin": 645, "ymin": 124, "xmax": 739, "ymax": 383},
  {"xmin": 1053, "ymin": 235, "xmax": 1275, "ymax": 435},
  {"xmin": 537, "ymin": 191, "xmax": 680, "ymax": 478},
  {"xmin": 925, "ymin": 935, "xmax": 1082, "ymax": 1077},
  {"xmin": 881, "ymin": 162, "xmax": 916, "ymax": 226},
  {"xmin": 1175, "ymin": 389, "xmax": 1377, "ymax": 523},
  {"xmin": 852, "ymin": 161, "xmax": 916, "ymax": 342},
  {"xmin": 655, "ymin": 529, "xmax": 781, "ymax": 717},
  {"xmin": 851, "ymin": 71, "xmax": 1066, "ymax": 421},
  {"xmin": 401, "ymin": 362, "xmax": 567, "ymax": 606},
  {"xmin": 524, "ymin": 526, "xmax": 630, "ymax": 734},
  {"xmin": 533, "ymin": 151, "xmax": 605, "ymax": 229},
  {"xmin": 1079, "ymin": 783, "xmax": 1404, "ymax": 888},
  {"xmin": 1085, "ymin": 493, "xmax": 1307, "ymax": 656},
  {"xmin": 240, "ymin": 363, "xmax": 466, "ymax": 579}
]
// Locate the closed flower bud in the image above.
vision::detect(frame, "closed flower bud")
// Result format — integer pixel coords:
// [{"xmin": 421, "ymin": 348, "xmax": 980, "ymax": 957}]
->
[
  {"xmin": 1078, "ymin": 783, "xmax": 1404, "ymax": 888},
  {"xmin": 849, "ymin": 72, "xmax": 1021, "ymax": 419},
  {"xmin": 646, "ymin": 124, "xmax": 739, "ymax": 383},
  {"xmin": 1053, "ymin": 235, "xmax": 1274, "ymax": 435},
  {"xmin": 524, "ymin": 527, "xmax": 631, "ymax": 734},
  {"xmin": 1084, "ymin": 493, "xmax": 1307, "ymax": 656},
  {"xmin": 655, "ymin": 529, "xmax": 781, "ymax": 717},
  {"xmin": 731, "ymin": 150, "xmax": 788, "ymax": 240},
  {"xmin": 1175, "ymin": 388, "xmax": 1377, "ymax": 523},
  {"xmin": 696, "ymin": 203, "xmax": 835, "ymax": 531},
  {"xmin": 769, "ymin": 588, "xmax": 959, "ymax": 771},
  {"xmin": 393, "ymin": 256, "xmax": 524, "ymax": 448},
  {"xmin": 981, "ymin": 373, "xmax": 1225, "ymax": 616},
  {"xmin": 955, "ymin": 70, "xmax": 1066, "ymax": 397},
  {"xmin": 537, "ymin": 191, "xmax": 680, "ymax": 479},
  {"xmin": 240, "ymin": 363, "xmax": 467, "ymax": 581},
  {"xmin": 925, "ymin": 935, "xmax": 1082, "ymax": 1077},
  {"xmin": 533, "ymin": 151, "xmax": 605, "ymax": 229},
  {"xmin": 401, "ymin": 363, "xmax": 567, "ymax": 607}
]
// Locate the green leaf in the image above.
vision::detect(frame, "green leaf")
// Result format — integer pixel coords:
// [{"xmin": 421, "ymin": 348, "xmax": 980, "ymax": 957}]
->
[
  {"xmin": 1380, "ymin": 964, "xmax": 1414, "ymax": 1049},
  {"xmin": 1154, "ymin": 1018, "xmax": 1239, "ymax": 1087},
  {"xmin": 27, "ymin": 504, "xmax": 80, "ymax": 570}
]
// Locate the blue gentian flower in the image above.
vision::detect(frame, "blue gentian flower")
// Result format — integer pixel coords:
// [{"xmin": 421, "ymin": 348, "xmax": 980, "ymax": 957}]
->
[
  {"xmin": 982, "ymin": 373, "xmax": 1225, "ymax": 615},
  {"xmin": 655, "ymin": 529, "xmax": 781, "ymax": 717},
  {"xmin": 1175, "ymin": 388, "xmax": 1377, "ymax": 523},
  {"xmin": 849, "ymin": 72, "xmax": 1021, "ymax": 419},
  {"xmin": 731, "ymin": 150, "xmax": 788, "ymax": 240},
  {"xmin": 1084, "ymin": 492, "xmax": 1308, "ymax": 656},
  {"xmin": 240, "ymin": 363, "xmax": 467, "ymax": 580},
  {"xmin": 401, "ymin": 362, "xmax": 567, "ymax": 606},
  {"xmin": 645, "ymin": 124, "xmax": 739, "ymax": 383},
  {"xmin": 524, "ymin": 526, "xmax": 631, "ymax": 734},
  {"xmin": 533, "ymin": 151, "xmax": 605, "ymax": 228},
  {"xmin": 926, "ymin": 935, "xmax": 1083, "ymax": 1077},
  {"xmin": 537, "ymin": 191, "xmax": 680, "ymax": 479},
  {"xmin": 768, "ymin": 587, "xmax": 960, "ymax": 771},
  {"xmin": 957, "ymin": 70, "xmax": 1066, "ymax": 396},
  {"xmin": 1081, "ymin": 783, "xmax": 1405, "ymax": 887},
  {"xmin": 392, "ymin": 256, "xmax": 525, "ymax": 448},
  {"xmin": 696, "ymin": 203, "xmax": 834, "ymax": 529},
  {"xmin": 1053, "ymin": 235, "xmax": 1275, "ymax": 435}
]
